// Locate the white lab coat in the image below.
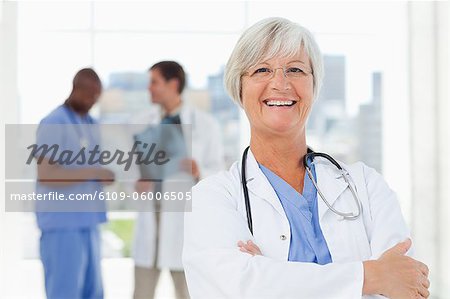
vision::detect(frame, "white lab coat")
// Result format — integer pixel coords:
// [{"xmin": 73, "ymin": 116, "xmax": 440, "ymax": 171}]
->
[
  {"xmin": 183, "ymin": 149, "xmax": 411, "ymax": 298},
  {"xmin": 132, "ymin": 103, "xmax": 225, "ymax": 270}
]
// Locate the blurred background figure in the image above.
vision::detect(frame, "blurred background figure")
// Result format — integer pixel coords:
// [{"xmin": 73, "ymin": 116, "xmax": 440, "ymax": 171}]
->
[
  {"xmin": 35, "ymin": 68, "xmax": 115, "ymax": 299},
  {"xmin": 132, "ymin": 61, "xmax": 225, "ymax": 299}
]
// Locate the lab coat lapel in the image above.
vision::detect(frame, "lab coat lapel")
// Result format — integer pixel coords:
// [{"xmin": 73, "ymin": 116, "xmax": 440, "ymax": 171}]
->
[
  {"xmin": 179, "ymin": 103, "xmax": 191, "ymax": 125},
  {"xmin": 242, "ymin": 149, "xmax": 287, "ymax": 217},
  {"xmin": 314, "ymin": 158, "xmax": 348, "ymax": 220}
]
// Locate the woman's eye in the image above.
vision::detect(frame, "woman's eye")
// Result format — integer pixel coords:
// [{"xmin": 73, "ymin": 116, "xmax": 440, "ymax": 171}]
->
[
  {"xmin": 287, "ymin": 67, "xmax": 304, "ymax": 73},
  {"xmin": 253, "ymin": 68, "xmax": 271, "ymax": 74}
]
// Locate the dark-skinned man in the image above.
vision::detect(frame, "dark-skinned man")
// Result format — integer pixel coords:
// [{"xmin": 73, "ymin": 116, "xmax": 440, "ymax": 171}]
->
[{"xmin": 35, "ymin": 68, "xmax": 114, "ymax": 299}]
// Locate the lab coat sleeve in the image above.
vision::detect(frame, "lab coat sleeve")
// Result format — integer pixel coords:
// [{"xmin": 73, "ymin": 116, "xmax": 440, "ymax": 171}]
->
[
  {"xmin": 362, "ymin": 163, "xmax": 412, "ymax": 259},
  {"xmin": 183, "ymin": 175, "xmax": 364, "ymax": 299}
]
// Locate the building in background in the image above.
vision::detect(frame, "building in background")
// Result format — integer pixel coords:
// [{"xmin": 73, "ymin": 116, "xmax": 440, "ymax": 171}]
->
[
  {"xmin": 208, "ymin": 68, "xmax": 240, "ymax": 167},
  {"xmin": 307, "ymin": 55, "xmax": 359, "ymax": 163},
  {"xmin": 357, "ymin": 72, "xmax": 383, "ymax": 172},
  {"xmin": 307, "ymin": 56, "xmax": 383, "ymax": 171},
  {"xmin": 99, "ymin": 72, "xmax": 151, "ymax": 124},
  {"xmin": 308, "ymin": 55, "xmax": 347, "ymax": 136}
]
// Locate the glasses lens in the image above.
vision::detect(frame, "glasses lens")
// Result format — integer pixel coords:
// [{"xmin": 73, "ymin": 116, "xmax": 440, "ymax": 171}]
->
[{"xmin": 248, "ymin": 66, "xmax": 311, "ymax": 81}]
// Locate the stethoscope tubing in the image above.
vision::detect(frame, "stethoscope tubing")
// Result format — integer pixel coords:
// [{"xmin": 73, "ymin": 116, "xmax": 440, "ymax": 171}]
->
[{"xmin": 242, "ymin": 146, "xmax": 363, "ymax": 235}]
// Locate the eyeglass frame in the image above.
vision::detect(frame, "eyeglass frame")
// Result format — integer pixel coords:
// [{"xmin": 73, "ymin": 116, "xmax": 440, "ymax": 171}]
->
[{"xmin": 241, "ymin": 64, "xmax": 314, "ymax": 82}]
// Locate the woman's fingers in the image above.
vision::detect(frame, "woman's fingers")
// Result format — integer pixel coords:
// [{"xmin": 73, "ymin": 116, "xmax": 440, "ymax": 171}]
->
[
  {"xmin": 237, "ymin": 240, "xmax": 262, "ymax": 256},
  {"xmin": 422, "ymin": 276, "xmax": 430, "ymax": 289},
  {"xmin": 418, "ymin": 285, "xmax": 430, "ymax": 298},
  {"xmin": 239, "ymin": 247, "xmax": 253, "ymax": 255},
  {"xmin": 418, "ymin": 262, "xmax": 429, "ymax": 277},
  {"xmin": 416, "ymin": 273, "xmax": 430, "ymax": 298},
  {"xmin": 239, "ymin": 244, "xmax": 256, "ymax": 256},
  {"xmin": 247, "ymin": 240, "xmax": 262, "ymax": 255},
  {"xmin": 237, "ymin": 240, "xmax": 253, "ymax": 250},
  {"xmin": 241, "ymin": 243, "xmax": 257, "ymax": 254}
]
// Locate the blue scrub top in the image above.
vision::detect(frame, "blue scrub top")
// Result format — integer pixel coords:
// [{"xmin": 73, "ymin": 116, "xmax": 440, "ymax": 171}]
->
[
  {"xmin": 35, "ymin": 105, "xmax": 107, "ymax": 231},
  {"xmin": 259, "ymin": 160, "xmax": 332, "ymax": 264}
]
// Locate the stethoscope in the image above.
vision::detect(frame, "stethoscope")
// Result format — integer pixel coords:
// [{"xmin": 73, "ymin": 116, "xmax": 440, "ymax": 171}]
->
[{"xmin": 241, "ymin": 146, "xmax": 363, "ymax": 235}]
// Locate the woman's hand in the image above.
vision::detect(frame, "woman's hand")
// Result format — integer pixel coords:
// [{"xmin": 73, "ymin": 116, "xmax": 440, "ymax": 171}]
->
[
  {"xmin": 239, "ymin": 239, "xmax": 430, "ymax": 298},
  {"xmin": 363, "ymin": 239, "xmax": 430, "ymax": 298},
  {"xmin": 237, "ymin": 240, "xmax": 262, "ymax": 256}
]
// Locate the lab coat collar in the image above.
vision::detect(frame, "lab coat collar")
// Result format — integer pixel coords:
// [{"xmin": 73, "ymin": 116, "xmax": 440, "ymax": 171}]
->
[
  {"xmin": 158, "ymin": 101, "xmax": 193, "ymax": 125},
  {"xmin": 241, "ymin": 148, "xmax": 348, "ymax": 220},
  {"xmin": 161, "ymin": 102, "xmax": 183, "ymax": 118},
  {"xmin": 178, "ymin": 103, "xmax": 194, "ymax": 157},
  {"xmin": 179, "ymin": 102, "xmax": 189, "ymax": 124}
]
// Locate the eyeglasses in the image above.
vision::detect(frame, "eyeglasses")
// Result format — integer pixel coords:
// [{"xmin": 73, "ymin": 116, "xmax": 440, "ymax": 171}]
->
[{"xmin": 243, "ymin": 65, "xmax": 313, "ymax": 82}]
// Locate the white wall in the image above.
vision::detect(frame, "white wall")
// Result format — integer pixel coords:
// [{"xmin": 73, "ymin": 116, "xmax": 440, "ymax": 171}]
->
[
  {"xmin": 0, "ymin": 1, "xmax": 22, "ymax": 297},
  {"xmin": 408, "ymin": 2, "xmax": 449, "ymax": 297},
  {"xmin": 435, "ymin": 1, "xmax": 450, "ymax": 296}
]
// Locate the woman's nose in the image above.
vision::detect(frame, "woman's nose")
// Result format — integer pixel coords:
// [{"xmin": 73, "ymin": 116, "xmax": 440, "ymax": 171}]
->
[{"xmin": 269, "ymin": 68, "xmax": 290, "ymax": 90}]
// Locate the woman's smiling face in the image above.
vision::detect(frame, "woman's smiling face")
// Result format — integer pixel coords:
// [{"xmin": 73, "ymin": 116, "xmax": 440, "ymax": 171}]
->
[{"xmin": 241, "ymin": 49, "xmax": 314, "ymax": 137}]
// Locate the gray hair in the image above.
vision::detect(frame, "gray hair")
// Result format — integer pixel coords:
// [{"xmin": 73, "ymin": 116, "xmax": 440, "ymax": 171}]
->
[{"xmin": 224, "ymin": 17, "xmax": 323, "ymax": 107}]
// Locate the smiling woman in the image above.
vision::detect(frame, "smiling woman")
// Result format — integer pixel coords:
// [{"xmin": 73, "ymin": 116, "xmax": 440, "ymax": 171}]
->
[
  {"xmin": 183, "ymin": 17, "xmax": 430, "ymax": 299},
  {"xmin": 240, "ymin": 51, "xmax": 314, "ymax": 140},
  {"xmin": 224, "ymin": 18, "xmax": 323, "ymax": 106}
]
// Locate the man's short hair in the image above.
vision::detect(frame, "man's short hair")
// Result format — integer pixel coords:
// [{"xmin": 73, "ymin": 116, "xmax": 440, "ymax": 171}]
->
[{"xmin": 150, "ymin": 61, "xmax": 186, "ymax": 94}]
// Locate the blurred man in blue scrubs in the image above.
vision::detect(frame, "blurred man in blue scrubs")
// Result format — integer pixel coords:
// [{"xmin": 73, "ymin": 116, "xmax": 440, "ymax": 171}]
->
[{"xmin": 35, "ymin": 68, "xmax": 115, "ymax": 299}]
